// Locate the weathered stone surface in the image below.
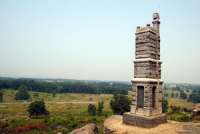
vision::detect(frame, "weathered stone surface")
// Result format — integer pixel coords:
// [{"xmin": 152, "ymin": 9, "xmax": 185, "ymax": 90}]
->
[
  {"xmin": 104, "ymin": 115, "xmax": 200, "ymax": 134},
  {"xmin": 123, "ymin": 112, "xmax": 167, "ymax": 128},
  {"xmin": 70, "ymin": 123, "xmax": 98, "ymax": 134},
  {"xmin": 123, "ymin": 13, "xmax": 165, "ymax": 127}
]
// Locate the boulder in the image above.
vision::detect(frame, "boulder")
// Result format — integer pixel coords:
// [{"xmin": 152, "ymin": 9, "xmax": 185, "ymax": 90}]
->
[{"xmin": 70, "ymin": 123, "xmax": 98, "ymax": 134}]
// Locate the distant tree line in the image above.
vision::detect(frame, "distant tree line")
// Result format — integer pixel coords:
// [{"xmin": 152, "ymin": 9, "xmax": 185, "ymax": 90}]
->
[
  {"xmin": 188, "ymin": 89, "xmax": 200, "ymax": 103},
  {"xmin": 0, "ymin": 78, "xmax": 130, "ymax": 95}
]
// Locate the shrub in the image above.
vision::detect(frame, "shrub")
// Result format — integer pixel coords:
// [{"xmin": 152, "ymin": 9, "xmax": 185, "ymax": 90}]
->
[
  {"xmin": 88, "ymin": 104, "xmax": 96, "ymax": 116},
  {"xmin": 168, "ymin": 105, "xmax": 192, "ymax": 122},
  {"xmin": 15, "ymin": 85, "xmax": 30, "ymax": 100},
  {"xmin": 168, "ymin": 112, "xmax": 191, "ymax": 122},
  {"xmin": 97, "ymin": 101, "xmax": 104, "ymax": 115},
  {"xmin": 44, "ymin": 116, "xmax": 66, "ymax": 127},
  {"xmin": 9, "ymin": 119, "xmax": 30, "ymax": 128},
  {"xmin": 162, "ymin": 98, "xmax": 168, "ymax": 113},
  {"xmin": 110, "ymin": 94, "xmax": 131, "ymax": 115},
  {"xmin": 27, "ymin": 100, "xmax": 49, "ymax": 117},
  {"xmin": 67, "ymin": 117, "xmax": 78, "ymax": 132},
  {"xmin": 169, "ymin": 106, "xmax": 181, "ymax": 112},
  {"xmin": 0, "ymin": 91, "xmax": 3, "ymax": 102}
]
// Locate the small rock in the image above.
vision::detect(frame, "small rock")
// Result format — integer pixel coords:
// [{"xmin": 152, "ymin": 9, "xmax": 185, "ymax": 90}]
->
[{"xmin": 70, "ymin": 123, "xmax": 98, "ymax": 134}]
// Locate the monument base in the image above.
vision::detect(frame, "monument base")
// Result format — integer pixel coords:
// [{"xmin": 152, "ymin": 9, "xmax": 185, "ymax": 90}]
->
[{"xmin": 123, "ymin": 112, "xmax": 167, "ymax": 128}]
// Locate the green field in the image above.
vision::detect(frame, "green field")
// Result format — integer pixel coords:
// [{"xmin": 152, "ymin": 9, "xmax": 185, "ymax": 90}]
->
[
  {"xmin": 0, "ymin": 89, "xmax": 113, "ymax": 133},
  {"xmin": 0, "ymin": 89, "xmax": 195, "ymax": 133}
]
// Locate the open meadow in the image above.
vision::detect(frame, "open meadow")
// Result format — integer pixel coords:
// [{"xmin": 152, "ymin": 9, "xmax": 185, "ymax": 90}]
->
[
  {"xmin": 0, "ymin": 89, "xmax": 197, "ymax": 134},
  {"xmin": 0, "ymin": 89, "xmax": 113, "ymax": 133}
]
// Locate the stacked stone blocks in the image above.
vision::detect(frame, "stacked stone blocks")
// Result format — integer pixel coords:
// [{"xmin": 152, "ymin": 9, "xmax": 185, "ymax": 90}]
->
[{"xmin": 123, "ymin": 13, "xmax": 166, "ymax": 127}]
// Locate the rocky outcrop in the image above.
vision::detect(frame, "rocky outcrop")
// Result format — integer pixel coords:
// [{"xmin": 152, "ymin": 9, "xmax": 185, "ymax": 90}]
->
[
  {"xmin": 70, "ymin": 123, "xmax": 98, "ymax": 134},
  {"xmin": 104, "ymin": 115, "xmax": 200, "ymax": 134}
]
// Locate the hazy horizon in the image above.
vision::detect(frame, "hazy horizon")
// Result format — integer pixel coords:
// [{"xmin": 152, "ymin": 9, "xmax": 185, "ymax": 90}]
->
[{"xmin": 0, "ymin": 0, "xmax": 200, "ymax": 84}]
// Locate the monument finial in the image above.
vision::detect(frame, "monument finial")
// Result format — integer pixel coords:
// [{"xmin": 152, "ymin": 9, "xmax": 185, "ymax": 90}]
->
[
  {"xmin": 153, "ymin": 13, "xmax": 160, "ymax": 21},
  {"xmin": 152, "ymin": 13, "xmax": 160, "ymax": 35}
]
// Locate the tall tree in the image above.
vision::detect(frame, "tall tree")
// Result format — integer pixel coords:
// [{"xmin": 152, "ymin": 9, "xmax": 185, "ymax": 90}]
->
[
  {"xmin": 28, "ymin": 100, "xmax": 49, "ymax": 116},
  {"xmin": 15, "ymin": 85, "xmax": 30, "ymax": 100},
  {"xmin": 110, "ymin": 94, "xmax": 131, "ymax": 115},
  {"xmin": 0, "ymin": 91, "xmax": 3, "ymax": 102}
]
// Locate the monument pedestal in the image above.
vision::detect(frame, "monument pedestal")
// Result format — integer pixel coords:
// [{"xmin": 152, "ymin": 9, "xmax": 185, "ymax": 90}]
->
[{"xmin": 123, "ymin": 112, "xmax": 167, "ymax": 128}]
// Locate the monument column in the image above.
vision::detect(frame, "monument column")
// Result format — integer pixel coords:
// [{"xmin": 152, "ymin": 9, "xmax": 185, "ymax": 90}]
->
[{"xmin": 123, "ymin": 13, "xmax": 167, "ymax": 128}]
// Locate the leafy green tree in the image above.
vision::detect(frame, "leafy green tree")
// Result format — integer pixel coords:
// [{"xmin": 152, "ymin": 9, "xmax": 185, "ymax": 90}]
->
[
  {"xmin": 180, "ymin": 91, "xmax": 187, "ymax": 99},
  {"xmin": 0, "ymin": 78, "xmax": 130, "ymax": 95},
  {"xmin": 0, "ymin": 91, "xmax": 3, "ymax": 102},
  {"xmin": 97, "ymin": 101, "xmax": 104, "ymax": 115},
  {"xmin": 27, "ymin": 100, "xmax": 49, "ymax": 116},
  {"xmin": 162, "ymin": 98, "xmax": 168, "ymax": 113},
  {"xmin": 88, "ymin": 104, "xmax": 96, "ymax": 116},
  {"xmin": 110, "ymin": 94, "xmax": 131, "ymax": 115},
  {"xmin": 15, "ymin": 85, "xmax": 30, "ymax": 100}
]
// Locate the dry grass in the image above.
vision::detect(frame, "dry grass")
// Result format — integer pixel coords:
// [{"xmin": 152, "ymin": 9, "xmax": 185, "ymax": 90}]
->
[
  {"xmin": 0, "ymin": 89, "xmax": 113, "ymax": 121},
  {"xmin": 168, "ymin": 98, "xmax": 194, "ymax": 109}
]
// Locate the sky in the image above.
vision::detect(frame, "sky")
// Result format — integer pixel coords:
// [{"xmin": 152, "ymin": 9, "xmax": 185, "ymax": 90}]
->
[{"xmin": 0, "ymin": 0, "xmax": 200, "ymax": 84}]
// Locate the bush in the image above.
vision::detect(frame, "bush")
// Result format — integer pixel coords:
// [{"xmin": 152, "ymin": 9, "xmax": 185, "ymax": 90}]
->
[
  {"xmin": 67, "ymin": 117, "xmax": 78, "ymax": 132},
  {"xmin": 162, "ymin": 98, "xmax": 168, "ymax": 113},
  {"xmin": 168, "ymin": 105, "xmax": 192, "ymax": 122},
  {"xmin": 0, "ymin": 91, "xmax": 3, "ymax": 102},
  {"xmin": 44, "ymin": 116, "xmax": 66, "ymax": 127},
  {"xmin": 168, "ymin": 111, "xmax": 191, "ymax": 122},
  {"xmin": 27, "ymin": 100, "xmax": 49, "ymax": 117},
  {"xmin": 15, "ymin": 85, "xmax": 30, "ymax": 100},
  {"xmin": 110, "ymin": 94, "xmax": 131, "ymax": 115},
  {"xmin": 88, "ymin": 104, "xmax": 96, "ymax": 116},
  {"xmin": 97, "ymin": 101, "xmax": 104, "ymax": 115}
]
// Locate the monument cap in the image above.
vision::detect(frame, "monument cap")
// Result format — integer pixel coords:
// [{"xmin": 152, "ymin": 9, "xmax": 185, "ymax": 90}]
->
[{"xmin": 153, "ymin": 13, "xmax": 160, "ymax": 20}]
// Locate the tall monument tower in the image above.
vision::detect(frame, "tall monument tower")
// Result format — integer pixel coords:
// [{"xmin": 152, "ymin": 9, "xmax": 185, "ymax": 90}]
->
[{"xmin": 123, "ymin": 13, "xmax": 166, "ymax": 128}]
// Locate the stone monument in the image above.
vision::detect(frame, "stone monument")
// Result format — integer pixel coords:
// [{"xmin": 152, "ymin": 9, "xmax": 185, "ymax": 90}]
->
[{"xmin": 123, "ymin": 13, "xmax": 167, "ymax": 128}]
